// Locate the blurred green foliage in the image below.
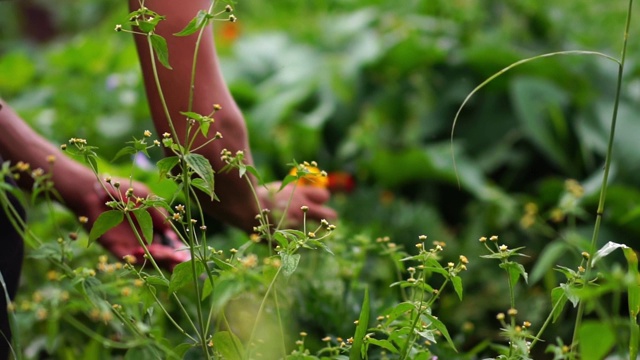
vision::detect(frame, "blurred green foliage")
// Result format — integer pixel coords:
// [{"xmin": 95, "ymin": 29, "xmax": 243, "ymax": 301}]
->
[{"xmin": 2, "ymin": 0, "xmax": 640, "ymax": 358}]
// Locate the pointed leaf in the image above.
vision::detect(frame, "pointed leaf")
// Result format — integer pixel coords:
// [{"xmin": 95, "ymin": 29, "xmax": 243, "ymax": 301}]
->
[
  {"xmin": 191, "ymin": 178, "xmax": 218, "ymax": 201},
  {"xmin": 281, "ymin": 253, "xmax": 300, "ymax": 278},
  {"xmin": 132, "ymin": 208, "xmax": 154, "ymax": 245},
  {"xmin": 350, "ymin": 287, "xmax": 370, "ymax": 360},
  {"xmin": 174, "ymin": 10, "xmax": 209, "ymax": 37},
  {"xmin": 623, "ymin": 247, "xmax": 640, "ymax": 360},
  {"xmin": 150, "ymin": 34, "xmax": 172, "ymax": 69},
  {"xmin": 112, "ymin": 146, "xmax": 137, "ymax": 162},
  {"xmin": 184, "ymin": 153, "xmax": 215, "ymax": 199},
  {"xmin": 145, "ymin": 275, "xmax": 169, "ymax": 288},
  {"xmin": 169, "ymin": 260, "xmax": 204, "ymax": 293},
  {"xmin": 212, "ymin": 331, "xmax": 243, "ymax": 360},
  {"xmin": 560, "ymin": 283, "xmax": 580, "ymax": 307},
  {"xmin": 451, "ymin": 275, "xmax": 463, "ymax": 301},
  {"xmin": 279, "ymin": 174, "xmax": 299, "ymax": 191},
  {"xmin": 500, "ymin": 261, "xmax": 528, "ymax": 285},
  {"xmin": 88, "ymin": 210, "xmax": 124, "ymax": 245},
  {"xmin": 551, "ymin": 286, "xmax": 568, "ymax": 322},
  {"xmin": 157, "ymin": 156, "xmax": 180, "ymax": 179},
  {"xmin": 423, "ymin": 313, "xmax": 457, "ymax": 352},
  {"xmin": 367, "ymin": 338, "xmax": 398, "ymax": 353}
]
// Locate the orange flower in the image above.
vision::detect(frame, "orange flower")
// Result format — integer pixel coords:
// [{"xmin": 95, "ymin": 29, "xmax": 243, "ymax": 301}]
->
[{"xmin": 289, "ymin": 166, "xmax": 329, "ymax": 188}]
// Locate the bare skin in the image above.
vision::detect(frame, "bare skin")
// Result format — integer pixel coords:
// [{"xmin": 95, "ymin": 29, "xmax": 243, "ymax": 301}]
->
[
  {"xmin": 0, "ymin": 0, "xmax": 336, "ymax": 268},
  {"xmin": 129, "ymin": 0, "xmax": 336, "ymax": 232}
]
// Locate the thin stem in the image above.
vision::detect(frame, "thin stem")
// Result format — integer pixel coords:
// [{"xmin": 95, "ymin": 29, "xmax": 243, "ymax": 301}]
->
[
  {"xmin": 276, "ymin": 182, "xmax": 298, "ymax": 232},
  {"xmin": 181, "ymin": 162, "xmax": 211, "ymax": 358},
  {"xmin": 187, "ymin": 2, "xmax": 216, "ymax": 113},
  {"xmin": 247, "ymin": 266, "xmax": 283, "ymax": 358},
  {"xmin": 571, "ymin": 0, "xmax": 634, "ymax": 352},
  {"xmin": 530, "ymin": 293, "xmax": 565, "ymax": 350},
  {"xmin": 146, "ymin": 35, "xmax": 179, "ymax": 145}
]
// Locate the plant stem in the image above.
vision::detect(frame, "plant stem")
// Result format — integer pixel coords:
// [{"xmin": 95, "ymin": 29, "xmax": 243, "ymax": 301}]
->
[
  {"xmin": 247, "ymin": 266, "xmax": 283, "ymax": 358},
  {"xmin": 571, "ymin": 0, "xmax": 634, "ymax": 353}
]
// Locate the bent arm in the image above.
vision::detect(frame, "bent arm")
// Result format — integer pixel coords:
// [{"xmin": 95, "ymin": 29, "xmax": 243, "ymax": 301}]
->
[
  {"xmin": 129, "ymin": 0, "xmax": 260, "ymax": 231},
  {"xmin": 0, "ymin": 100, "xmax": 99, "ymax": 215}
]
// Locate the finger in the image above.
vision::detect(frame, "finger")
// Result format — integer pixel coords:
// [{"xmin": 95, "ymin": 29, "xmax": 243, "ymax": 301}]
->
[
  {"xmin": 299, "ymin": 186, "xmax": 331, "ymax": 203},
  {"xmin": 306, "ymin": 205, "xmax": 337, "ymax": 221}
]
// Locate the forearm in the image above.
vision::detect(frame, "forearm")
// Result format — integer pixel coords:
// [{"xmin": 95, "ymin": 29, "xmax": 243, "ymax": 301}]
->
[
  {"xmin": 129, "ymin": 0, "xmax": 259, "ymax": 231},
  {"xmin": 0, "ymin": 100, "xmax": 98, "ymax": 215}
]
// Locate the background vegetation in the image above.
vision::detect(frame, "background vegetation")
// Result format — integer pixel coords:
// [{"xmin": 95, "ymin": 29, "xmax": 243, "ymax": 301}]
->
[{"xmin": 1, "ymin": 0, "xmax": 640, "ymax": 358}]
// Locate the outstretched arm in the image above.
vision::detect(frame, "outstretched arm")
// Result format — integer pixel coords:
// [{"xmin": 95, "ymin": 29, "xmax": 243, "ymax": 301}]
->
[
  {"xmin": 0, "ymin": 100, "xmax": 187, "ymax": 268},
  {"xmin": 130, "ymin": 0, "xmax": 336, "ymax": 231}
]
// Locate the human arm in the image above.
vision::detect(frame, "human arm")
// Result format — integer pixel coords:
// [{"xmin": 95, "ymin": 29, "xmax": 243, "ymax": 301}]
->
[
  {"xmin": 0, "ymin": 100, "xmax": 187, "ymax": 268},
  {"xmin": 129, "ymin": 0, "xmax": 336, "ymax": 231}
]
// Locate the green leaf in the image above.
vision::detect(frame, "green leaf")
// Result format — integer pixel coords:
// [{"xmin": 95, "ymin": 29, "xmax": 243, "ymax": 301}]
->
[
  {"xmin": 424, "ymin": 313, "xmax": 457, "ymax": 352},
  {"xmin": 387, "ymin": 302, "xmax": 416, "ymax": 323},
  {"xmin": 179, "ymin": 111, "xmax": 204, "ymax": 120},
  {"xmin": 511, "ymin": 77, "xmax": 572, "ymax": 171},
  {"xmin": 244, "ymin": 165, "xmax": 265, "ymax": 185},
  {"xmin": 281, "ymin": 253, "xmax": 301, "ymax": 278},
  {"xmin": 111, "ymin": 146, "xmax": 137, "ymax": 162},
  {"xmin": 367, "ymin": 338, "xmax": 398, "ymax": 353},
  {"xmin": 560, "ymin": 283, "xmax": 580, "ymax": 308},
  {"xmin": 212, "ymin": 331, "xmax": 243, "ymax": 360},
  {"xmin": 279, "ymin": 174, "xmax": 299, "ymax": 191},
  {"xmin": 149, "ymin": 34, "xmax": 172, "ymax": 69},
  {"xmin": 191, "ymin": 178, "xmax": 218, "ymax": 201},
  {"xmin": 550, "ymin": 286, "xmax": 568, "ymax": 323},
  {"xmin": 132, "ymin": 208, "xmax": 154, "ymax": 245},
  {"xmin": 184, "ymin": 153, "xmax": 215, "ymax": 200},
  {"xmin": 174, "ymin": 10, "xmax": 209, "ymax": 36},
  {"xmin": 499, "ymin": 261, "xmax": 528, "ymax": 285},
  {"xmin": 273, "ymin": 232, "xmax": 290, "ymax": 249},
  {"xmin": 172, "ymin": 343, "xmax": 194, "ymax": 359},
  {"xmin": 451, "ymin": 275, "xmax": 463, "ymax": 301},
  {"xmin": 145, "ymin": 275, "xmax": 169, "ymax": 288},
  {"xmin": 169, "ymin": 260, "xmax": 205, "ymax": 293},
  {"xmin": 350, "ymin": 287, "xmax": 370, "ymax": 360},
  {"xmin": 623, "ymin": 247, "xmax": 640, "ymax": 359},
  {"xmin": 530, "ymin": 241, "xmax": 569, "ymax": 284},
  {"xmin": 157, "ymin": 156, "xmax": 180, "ymax": 179},
  {"xmin": 578, "ymin": 320, "xmax": 615, "ymax": 360},
  {"xmin": 88, "ymin": 210, "xmax": 124, "ymax": 245},
  {"xmin": 624, "ymin": 247, "xmax": 640, "ymax": 317}
]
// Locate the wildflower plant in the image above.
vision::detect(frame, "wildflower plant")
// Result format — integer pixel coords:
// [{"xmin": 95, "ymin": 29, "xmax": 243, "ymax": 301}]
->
[
  {"xmin": 2, "ymin": 0, "xmax": 640, "ymax": 359},
  {"xmin": 451, "ymin": 0, "xmax": 640, "ymax": 358},
  {"xmin": 1, "ymin": 1, "xmax": 340, "ymax": 359}
]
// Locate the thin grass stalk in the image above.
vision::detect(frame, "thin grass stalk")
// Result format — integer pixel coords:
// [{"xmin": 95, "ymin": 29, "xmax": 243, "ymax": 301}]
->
[{"xmin": 571, "ymin": 0, "xmax": 634, "ymax": 354}]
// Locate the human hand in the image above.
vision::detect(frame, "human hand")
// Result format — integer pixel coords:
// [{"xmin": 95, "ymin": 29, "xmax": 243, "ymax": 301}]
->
[
  {"xmin": 81, "ymin": 178, "xmax": 189, "ymax": 270},
  {"xmin": 257, "ymin": 181, "xmax": 337, "ymax": 230}
]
